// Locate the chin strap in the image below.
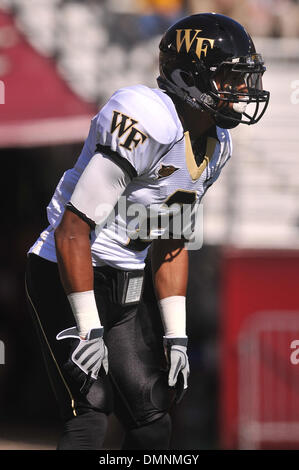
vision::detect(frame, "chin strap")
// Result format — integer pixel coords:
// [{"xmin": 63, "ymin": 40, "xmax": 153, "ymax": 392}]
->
[
  {"xmin": 213, "ymin": 106, "xmax": 242, "ymax": 129},
  {"xmin": 157, "ymin": 76, "xmax": 208, "ymax": 111},
  {"xmin": 157, "ymin": 75, "xmax": 243, "ymax": 129}
]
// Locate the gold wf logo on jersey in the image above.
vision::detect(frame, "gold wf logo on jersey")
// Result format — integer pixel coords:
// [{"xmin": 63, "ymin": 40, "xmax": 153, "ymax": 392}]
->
[
  {"xmin": 176, "ymin": 29, "xmax": 215, "ymax": 59},
  {"xmin": 111, "ymin": 111, "xmax": 148, "ymax": 151}
]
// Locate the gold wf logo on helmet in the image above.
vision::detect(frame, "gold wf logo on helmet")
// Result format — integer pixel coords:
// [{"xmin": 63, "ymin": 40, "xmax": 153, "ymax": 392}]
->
[{"xmin": 176, "ymin": 29, "xmax": 215, "ymax": 60}]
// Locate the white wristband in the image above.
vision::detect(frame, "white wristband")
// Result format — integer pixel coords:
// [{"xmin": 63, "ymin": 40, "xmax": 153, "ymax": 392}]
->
[
  {"xmin": 158, "ymin": 296, "xmax": 187, "ymax": 338},
  {"xmin": 67, "ymin": 290, "xmax": 102, "ymax": 338}
]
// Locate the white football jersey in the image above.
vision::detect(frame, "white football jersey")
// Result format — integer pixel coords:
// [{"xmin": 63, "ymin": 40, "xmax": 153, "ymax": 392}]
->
[{"xmin": 29, "ymin": 85, "xmax": 232, "ymax": 270}]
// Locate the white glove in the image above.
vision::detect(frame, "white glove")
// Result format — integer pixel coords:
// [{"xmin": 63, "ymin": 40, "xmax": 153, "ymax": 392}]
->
[
  {"xmin": 163, "ymin": 336, "xmax": 190, "ymax": 404},
  {"xmin": 56, "ymin": 326, "xmax": 108, "ymax": 394}
]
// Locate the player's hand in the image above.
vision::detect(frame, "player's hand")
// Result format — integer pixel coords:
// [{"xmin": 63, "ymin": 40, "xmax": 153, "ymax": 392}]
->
[
  {"xmin": 56, "ymin": 326, "xmax": 108, "ymax": 394},
  {"xmin": 163, "ymin": 336, "xmax": 190, "ymax": 404}
]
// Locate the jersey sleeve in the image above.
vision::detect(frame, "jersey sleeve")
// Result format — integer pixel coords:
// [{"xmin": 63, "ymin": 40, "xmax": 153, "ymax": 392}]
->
[
  {"xmin": 94, "ymin": 87, "xmax": 178, "ymax": 178},
  {"xmin": 69, "ymin": 153, "xmax": 131, "ymax": 227}
]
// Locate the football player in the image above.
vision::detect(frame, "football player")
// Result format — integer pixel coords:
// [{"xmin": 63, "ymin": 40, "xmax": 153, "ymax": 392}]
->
[{"xmin": 25, "ymin": 13, "xmax": 269, "ymax": 449}]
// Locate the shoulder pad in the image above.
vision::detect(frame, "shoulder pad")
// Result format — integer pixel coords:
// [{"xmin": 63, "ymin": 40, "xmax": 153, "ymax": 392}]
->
[
  {"xmin": 100, "ymin": 85, "xmax": 178, "ymax": 145},
  {"xmin": 94, "ymin": 86, "xmax": 180, "ymax": 177}
]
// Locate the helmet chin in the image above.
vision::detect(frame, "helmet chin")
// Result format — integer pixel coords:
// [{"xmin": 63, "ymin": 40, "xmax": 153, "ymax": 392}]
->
[{"xmin": 213, "ymin": 107, "xmax": 242, "ymax": 129}]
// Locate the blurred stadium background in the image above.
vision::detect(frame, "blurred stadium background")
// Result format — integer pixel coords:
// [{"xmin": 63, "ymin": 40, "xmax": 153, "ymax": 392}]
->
[{"xmin": 0, "ymin": 0, "xmax": 299, "ymax": 450}]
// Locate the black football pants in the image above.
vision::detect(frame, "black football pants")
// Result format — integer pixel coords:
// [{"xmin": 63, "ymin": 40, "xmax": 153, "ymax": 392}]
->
[{"xmin": 25, "ymin": 254, "xmax": 175, "ymax": 449}]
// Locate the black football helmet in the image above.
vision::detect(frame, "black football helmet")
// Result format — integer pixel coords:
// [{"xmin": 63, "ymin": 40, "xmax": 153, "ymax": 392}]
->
[{"xmin": 157, "ymin": 13, "xmax": 270, "ymax": 129}]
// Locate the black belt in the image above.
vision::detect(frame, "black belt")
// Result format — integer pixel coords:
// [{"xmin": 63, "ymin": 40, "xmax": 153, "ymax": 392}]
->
[{"xmin": 94, "ymin": 264, "xmax": 145, "ymax": 306}]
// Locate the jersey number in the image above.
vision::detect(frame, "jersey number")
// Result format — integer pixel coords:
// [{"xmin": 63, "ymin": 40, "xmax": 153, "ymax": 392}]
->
[{"xmin": 126, "ymin": 189, "xmax": 197, "ymax": 251}]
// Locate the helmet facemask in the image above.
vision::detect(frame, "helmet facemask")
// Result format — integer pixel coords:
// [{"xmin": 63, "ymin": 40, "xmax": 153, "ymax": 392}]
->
[
  {"xmin": 205, "ymin": 53, "xmax": 270, "ymax": 128},
  {"xmin": 158, "ymin": 50, "xmax": 270, "ymax": 129}
]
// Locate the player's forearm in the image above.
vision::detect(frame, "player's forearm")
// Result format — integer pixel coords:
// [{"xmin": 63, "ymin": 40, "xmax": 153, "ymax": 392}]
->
[
  {"xmin": 54, "ymin": 212, "xmax": 102, "ymax": 337},
  {"xmin": 55, "ymin": 227, "xmax": 93, "ymax": 295},
  {"xmin": 151, "ymin": 239, "xmax": 188, "ymax": 338},
  {"xmin": 151, "ymin": 238, "xmax": 188, "ymax": 300}
]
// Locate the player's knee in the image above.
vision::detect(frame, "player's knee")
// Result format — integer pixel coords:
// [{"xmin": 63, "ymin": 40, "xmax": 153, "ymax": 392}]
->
[
  {"xmin": 58, "ymin": 409, "xmax": 108, "ymax": 450},
  {"xmin": 150, "ymin": 373, "xmax": 176, "ymax": 413},
  {"xmin": 61, "ymin": 370, "xmax": 114, "ymax": 420},
  {"xmin": 84, "ymin": 373, "xmax": 114, "ymax": 414},
  {"xmin": 125, "ymin": 373, "xmax": 175, "ymax": 428},
  {"xmin": 122, "ymin": 413, "xmax": 172, "ymax": 450}
]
